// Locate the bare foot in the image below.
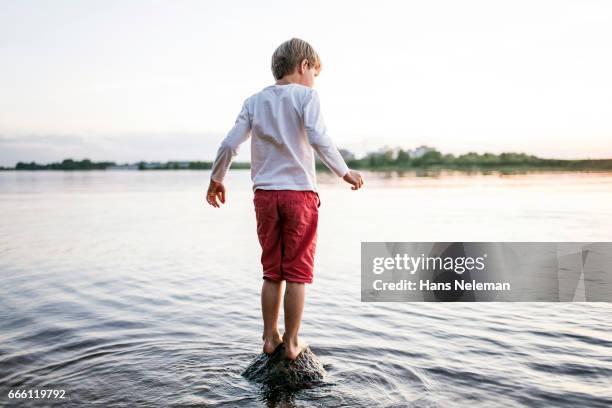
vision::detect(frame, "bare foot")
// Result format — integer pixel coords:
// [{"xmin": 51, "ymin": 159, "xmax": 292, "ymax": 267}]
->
[
  {"xmin": 262, "ymin": 331, "xmax": 283, "ymax": 355},
  {"xmin": 283, "ymin": 335, "xmax": 307, "ymax": 360}
]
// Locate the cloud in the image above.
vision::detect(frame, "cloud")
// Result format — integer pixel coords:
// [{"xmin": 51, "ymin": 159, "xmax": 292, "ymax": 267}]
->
[
  {"xmin": 0, "ymin": 132, "xmax": 246, "ymax": 167},
  {"xmin": 0, "ymin": 134, "xmax": 87, "ymax": 146}
]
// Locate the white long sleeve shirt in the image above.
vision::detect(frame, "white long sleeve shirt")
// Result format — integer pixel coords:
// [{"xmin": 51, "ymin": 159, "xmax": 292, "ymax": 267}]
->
[{"xmin": 210, "ymin": 83, "xmax": 349, "ymax": 191}]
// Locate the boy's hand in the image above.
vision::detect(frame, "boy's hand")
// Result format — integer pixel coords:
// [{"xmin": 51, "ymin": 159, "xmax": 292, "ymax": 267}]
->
[
  {"xmin": 206, "ymin": 180, "xmax": 226, "ymax": 207},
  {"xmin": 342, "ymin": 170, "xmax": 364, "ymax": 190}
]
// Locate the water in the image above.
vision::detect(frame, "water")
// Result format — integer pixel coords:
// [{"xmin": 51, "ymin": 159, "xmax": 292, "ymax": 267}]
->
[{"xmin": 1, "ymin": 170, "xmax": 611, "ymax": 407}]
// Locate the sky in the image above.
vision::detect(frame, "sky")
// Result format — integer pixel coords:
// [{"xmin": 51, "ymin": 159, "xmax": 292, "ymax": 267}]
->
[{"xmin": 1, "ymin": 0, "xmax": 611, "ymax": 166}]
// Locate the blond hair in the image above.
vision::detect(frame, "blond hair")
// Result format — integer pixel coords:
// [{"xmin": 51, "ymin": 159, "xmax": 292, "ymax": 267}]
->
[{"xmin": 271, "ymin": 38, "xmax": 322, "ymax": 80}]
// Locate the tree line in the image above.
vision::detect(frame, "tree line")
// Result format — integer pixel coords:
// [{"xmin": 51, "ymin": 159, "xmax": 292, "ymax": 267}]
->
[{"xmin": 5, "ymin": 148, "xmax": 612, "ymax": 171}]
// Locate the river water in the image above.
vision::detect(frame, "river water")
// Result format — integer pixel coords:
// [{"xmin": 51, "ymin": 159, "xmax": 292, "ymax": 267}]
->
[{"xmin": 0, "ymin": 170, "xmax": 611, "ymax": 407}]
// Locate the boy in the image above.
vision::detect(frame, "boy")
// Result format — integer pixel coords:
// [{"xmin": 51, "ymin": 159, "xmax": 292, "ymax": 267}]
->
[{"xmin": 205, "ymin": 38, "xmax": 364, "ymax": 360}]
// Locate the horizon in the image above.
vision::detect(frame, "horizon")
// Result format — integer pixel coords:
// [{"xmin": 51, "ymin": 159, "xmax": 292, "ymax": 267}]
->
[
  {"xmin": 2, "ymin": 0, "xmax": 612, "ymax": 167},
  {"xmin": 5, "ymin": 144, "xmax": 612, "ymax": 169}
]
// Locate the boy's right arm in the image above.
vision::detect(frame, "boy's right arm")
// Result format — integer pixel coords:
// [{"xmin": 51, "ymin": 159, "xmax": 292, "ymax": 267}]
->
[
  {"xmin": 303, "ymin": 89, "xmax": 364, "ymax": 190},
  {"xmin": 207, "ymin": 99, "xmax": 252, "ymax": 207},
  {"xmin": 210, "ymin": 99, "xmax": 252, "ymax": 183}
]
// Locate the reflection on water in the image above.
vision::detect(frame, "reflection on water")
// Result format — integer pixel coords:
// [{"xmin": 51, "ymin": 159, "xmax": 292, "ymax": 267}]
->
[{"xmin": 0, "ymin": 170, "xmax": 611, "ymax": 407}]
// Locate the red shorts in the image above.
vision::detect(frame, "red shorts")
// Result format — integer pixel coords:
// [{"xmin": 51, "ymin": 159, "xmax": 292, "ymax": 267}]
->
[{"xmin": 253, "ymin": 189, "xmax": 321, "ymax": 284}]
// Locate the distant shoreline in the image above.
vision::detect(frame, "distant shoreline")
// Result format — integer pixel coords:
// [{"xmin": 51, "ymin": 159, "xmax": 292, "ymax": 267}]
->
[
  {"xmin": 3, "ymin": 163, "xmax": 612, "ymax": 174},
  {"xmin": 3, "ymin": 146, "xmax": 612, "ymax": 172}
]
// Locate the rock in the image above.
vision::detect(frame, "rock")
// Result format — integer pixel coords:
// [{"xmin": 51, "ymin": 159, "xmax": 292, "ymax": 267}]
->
[{"xmin": 242, "ymin": 344, "xmax": 326, "ymax": 389}]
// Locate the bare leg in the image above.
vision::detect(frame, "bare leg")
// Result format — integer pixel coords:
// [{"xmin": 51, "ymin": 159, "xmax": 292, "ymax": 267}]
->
[
  {"xmin": 261, "ymin": 279, "xmax": 283, "ymax": 354},
  {"xmin": 283, "ymin": 282, "xmax": 307, "ymax": 360}
]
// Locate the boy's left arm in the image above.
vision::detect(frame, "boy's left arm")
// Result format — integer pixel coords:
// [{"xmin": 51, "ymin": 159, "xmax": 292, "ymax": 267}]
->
[{"xmin": 206, "ymin": 99, "xmax": 251, "ymax": 207}]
